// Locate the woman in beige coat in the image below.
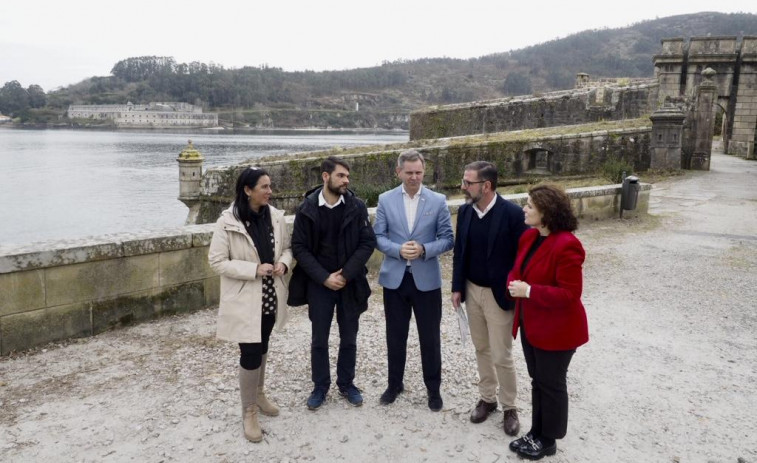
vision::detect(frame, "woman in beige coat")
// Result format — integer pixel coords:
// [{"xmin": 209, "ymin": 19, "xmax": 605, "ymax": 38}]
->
[{"xmin": 208, "ymin": 167, "xmax": 292, "ymax": 442}]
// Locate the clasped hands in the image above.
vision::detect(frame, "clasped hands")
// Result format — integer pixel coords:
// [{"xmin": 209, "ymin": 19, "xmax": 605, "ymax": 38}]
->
[
  {"xmin": 507, "ymin": 280, "xmax": 529, "ymax": 298},
  {"xmin": 400, "ymin": 240, "xmax": 424, "ymax": 261},
  {"xmin": 323, "ymin": 269, "xmax": 347, "ymax": 291},
  {"xmin": 256, "ymin": 262, "xmax": 287, "ymax": 278}
]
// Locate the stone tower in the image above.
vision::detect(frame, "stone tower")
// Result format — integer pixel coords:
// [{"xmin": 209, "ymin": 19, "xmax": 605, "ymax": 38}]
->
[{"xmin": 177, "ymin": 140, "xmax": 204, "ymax": 224}]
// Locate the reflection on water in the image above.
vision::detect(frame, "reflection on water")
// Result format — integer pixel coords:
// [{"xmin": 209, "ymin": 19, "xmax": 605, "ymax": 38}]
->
[{"xmin": 0, "ymin": 128, "xmax": 407, "ymax": 246}]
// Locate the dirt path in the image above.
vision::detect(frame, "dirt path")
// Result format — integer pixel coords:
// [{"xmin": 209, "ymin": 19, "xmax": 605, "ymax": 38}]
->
[{"xmin": 1, "ymin": 153, "xmax": 756, "ymax": 463}]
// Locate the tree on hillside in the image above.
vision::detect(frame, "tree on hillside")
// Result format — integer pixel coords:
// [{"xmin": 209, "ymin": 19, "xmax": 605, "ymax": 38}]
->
[
  {"xmin": 27, "ymin": 84, "xmax": 47, "ymax": 108},
  {"xmin": 503, "ymin": 72, "xmax": 532, "ymax": 95},
  {"xmin": 0, "ymin": 80, "xmax": 30, "ymax": 116},
  {"xmin": 111, "ymin": 56, "xmax": 177, "ymax": 83}
]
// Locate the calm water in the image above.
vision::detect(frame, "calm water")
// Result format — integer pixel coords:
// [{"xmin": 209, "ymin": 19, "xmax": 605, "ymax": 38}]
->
[{"xmin": 0, "ymin": 128, "xmax": 407, "ymax": 246}]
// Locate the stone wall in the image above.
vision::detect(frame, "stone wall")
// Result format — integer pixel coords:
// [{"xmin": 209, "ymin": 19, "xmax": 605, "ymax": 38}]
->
[
  {"xmin": 196, "ymin": 119, "xmax": 652, "ymax": 219},
  {"xmin": 655, "ymin": 36, "xmax": 757, "ymax": 158},
  {"xmin": 408, "ymin": 82, "xmax": 658, "ymax": 140},
  {"xmin": 0, "ymin": 226, "xmax": 219, "ymax": 355},
  {"xmin": 0, "ymin": 184, "xmax": 649, "ymax": 355},
  {"xmin": 732, "ymin": 37, "xmax": 757, "ymax": 159}
]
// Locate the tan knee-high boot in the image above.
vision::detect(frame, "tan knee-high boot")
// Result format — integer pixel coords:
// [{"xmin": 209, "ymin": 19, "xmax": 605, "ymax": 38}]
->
[
  {"xmin": 257, "ymin": 354, "xmax": 280, "ymax": 417},
  {"xmin": 239, "ymin": 366, "xmax": 262, "ymax": 442}
]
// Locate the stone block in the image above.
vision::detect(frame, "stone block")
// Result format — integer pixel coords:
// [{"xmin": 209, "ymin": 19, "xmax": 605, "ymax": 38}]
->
[
  {"xmin": 0, "ymin": 269, "xmax": 45, "ymax": 316},
  {"xmin": 45, "ymin": 254, "xmax": 160, "ymax": 306},
  {"xmin": 158, "ymin": 281, "xmax": 207, "ymax": 315},
  {"xmin": 0, "ymin": 241, "xmax": 123, "ymax": 274},
  {"xmin": 0, "ymin": 303, "xmax": 91, "ymax": 355},
  {"xmin": 185, "ymin": 225, "xmax": 215, "ymax": 247},
  {"xmin": 204, "ymin": 276, "xmax": 220, "ymax": 307},
  {"xmin": 91, "ymin": 289, "xmax": 161, "ymax": 334},
  {"xmin": 122, "ymin": 232, "xmax": 192, "ymax": 257},
  {"xmin": 580, "ymin": 194, "xmax": 617, "ymax": 220},
  {"xmin": 159, "ymin": 247, "xmax": 215, "ymax": 287}
]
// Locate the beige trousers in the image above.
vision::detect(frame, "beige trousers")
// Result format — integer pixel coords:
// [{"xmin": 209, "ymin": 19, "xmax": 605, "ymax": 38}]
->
[{"xmin": 465, "ymin": 280, "xmax": 517, "ymax": 409}]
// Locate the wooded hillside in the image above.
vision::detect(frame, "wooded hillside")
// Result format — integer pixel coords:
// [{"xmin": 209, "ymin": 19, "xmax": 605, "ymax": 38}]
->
[{"xmin": 3, "ymin": 12, "xmax": 756, "ymax": 128}]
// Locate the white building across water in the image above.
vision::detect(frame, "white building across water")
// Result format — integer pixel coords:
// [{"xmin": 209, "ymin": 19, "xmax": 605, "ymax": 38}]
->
[{"xmin": 67, "ymin": 102, "xmax": 218, "ymax": 128}]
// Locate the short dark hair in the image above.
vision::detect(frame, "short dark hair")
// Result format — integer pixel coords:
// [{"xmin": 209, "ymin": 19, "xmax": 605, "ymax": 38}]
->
[
  {"xmin": 528, "ymin": 184, "xmax": 578, "ymax": 232},
  {"xmin": 321, "ymin": 156, "xmax": 350, "ymax": 175},
  {"xmin": 464, "ymin": 161, "xmax": 498, "ymax": 192},
  {"xmin": 233, "ymin": 166, "xmax": 270, "ymax": 223},
  {"xmin": 397, "ymin": 149, "xmax": 425, "ymax": 168}
]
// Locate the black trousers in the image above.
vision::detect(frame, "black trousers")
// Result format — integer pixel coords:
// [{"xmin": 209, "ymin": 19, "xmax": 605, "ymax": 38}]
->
[
  {"xmin": 520, "ymin": 325, "xmax": 575, "ymax": 439},
  {"xmin": 308, "ymin": 281, "xmax": 360, "ymax": 390},
  {"xmin": 383, "ymin": 270, "xmax": 442, "ymax": 394},
  {"xmin": 238, "ymin": 311, "xmax": 276, "ymax": 370}
]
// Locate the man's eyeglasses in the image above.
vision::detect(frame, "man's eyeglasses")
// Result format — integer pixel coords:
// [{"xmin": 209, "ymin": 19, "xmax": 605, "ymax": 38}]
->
[{"xmin": 461, "ymin": 179, "xmax": 486, "ymax": 188}]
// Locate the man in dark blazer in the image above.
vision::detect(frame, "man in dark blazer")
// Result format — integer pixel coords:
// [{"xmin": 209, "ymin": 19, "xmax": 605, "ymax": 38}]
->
[{"xmin": 451, "ymin": 161, "xmax": 528, "ymax": 435}]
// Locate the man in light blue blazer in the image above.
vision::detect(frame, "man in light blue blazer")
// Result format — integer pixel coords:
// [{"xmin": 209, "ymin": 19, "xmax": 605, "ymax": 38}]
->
[{"xmin": 374, "ymin": 149, "xmax": 454, "ymax": 412}]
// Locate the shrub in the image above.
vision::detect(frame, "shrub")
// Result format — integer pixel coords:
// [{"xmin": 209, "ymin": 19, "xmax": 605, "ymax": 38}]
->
[{"xmin": 600, "ymin": 156, "xmax": 634, "ymax": 184}]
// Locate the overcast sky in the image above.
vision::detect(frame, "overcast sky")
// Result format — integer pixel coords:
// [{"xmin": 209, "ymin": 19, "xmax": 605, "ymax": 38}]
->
[{"xmin": 1, "ymin": 1, "xmax": 754, "ymax": 91}]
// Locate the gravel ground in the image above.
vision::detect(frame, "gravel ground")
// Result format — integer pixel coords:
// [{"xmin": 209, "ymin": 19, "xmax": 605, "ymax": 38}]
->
[{"xmin": 1, "ymin": 152, "xmax": 756, "ymax": 463}]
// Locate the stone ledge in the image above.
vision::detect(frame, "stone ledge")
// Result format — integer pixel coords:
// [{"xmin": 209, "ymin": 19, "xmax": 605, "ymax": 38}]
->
[{"xmin": 0, "ymin": 225, "xmax": 216, "ymax": 274}]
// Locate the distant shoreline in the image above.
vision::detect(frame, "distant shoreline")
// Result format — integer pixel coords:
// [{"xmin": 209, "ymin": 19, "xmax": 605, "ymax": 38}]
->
[{"xmin": 0, "ymin": 124, "xmax": 409, "ymax": 135}]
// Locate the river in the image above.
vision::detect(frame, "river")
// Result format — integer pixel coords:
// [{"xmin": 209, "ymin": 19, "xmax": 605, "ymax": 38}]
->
[{"xmin": 0, "ymin": 128, "xmax": 408, "ymax": 246}]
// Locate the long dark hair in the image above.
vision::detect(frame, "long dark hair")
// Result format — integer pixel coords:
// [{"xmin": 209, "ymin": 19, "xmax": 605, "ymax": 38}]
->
[
  {"xmin": 529, "ymin": 184, "xmax": 578, "ymax": 232},
  {"xmin": 233, "ymin": 166, "xmax": 270, "ymax": 224}
]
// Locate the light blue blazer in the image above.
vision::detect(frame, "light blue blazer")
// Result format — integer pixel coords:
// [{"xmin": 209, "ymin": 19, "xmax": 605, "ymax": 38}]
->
[{"xmin": 374, "ymin": 185, "xmax": 454, "ymax": 291}]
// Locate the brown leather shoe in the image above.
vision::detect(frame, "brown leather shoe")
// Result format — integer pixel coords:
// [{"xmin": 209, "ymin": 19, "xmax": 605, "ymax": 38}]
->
[
  {"xmin": 470, "ymin": 399, "xmax": 497, "ymax": 423},
  {"xmin": 503, "ymin": 408, "xmax": 520, "ymax": 436}
]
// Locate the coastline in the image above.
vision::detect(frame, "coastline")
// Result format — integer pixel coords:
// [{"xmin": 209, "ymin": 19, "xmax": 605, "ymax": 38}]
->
[{"xmin": 0, "ymin": 123, "xmax": 409, "ymax": 134}]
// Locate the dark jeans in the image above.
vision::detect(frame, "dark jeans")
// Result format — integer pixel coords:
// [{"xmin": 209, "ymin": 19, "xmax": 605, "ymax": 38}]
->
[
  {"xmin": 383, "ymin": 270, "xmax": 442, "ymax": 395},
  {"xmin": 238, "ymin": 311, "xmax": 276, "ymax": 370},
  {"xmin": 308, "ymin": 281, "xmax": 360, "ymax": 391},
  {"xmin": 520, "ymin": 325, "xmax": 575, "ymax": 439}
]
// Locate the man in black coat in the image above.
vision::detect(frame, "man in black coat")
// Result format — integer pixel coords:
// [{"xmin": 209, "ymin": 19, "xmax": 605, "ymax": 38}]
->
[
  {"xmin": 288, "ymin": 156, "xmax": 376, "ymax": 411},
  {"xmin": 451, "ymin": 161, "xmax": 528, "ymax": 435}
]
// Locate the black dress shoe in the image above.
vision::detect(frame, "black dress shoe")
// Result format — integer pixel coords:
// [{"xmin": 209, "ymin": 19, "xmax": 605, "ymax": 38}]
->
[
  {"xmin": 427, "ymin": 393, "xmax": 443, "ymax": 412},
  {"xmin": 516, "ymin": 436, "xmax": 557, "ymax": 460},
  {"xmin": 379, "ymin": 385, "xmax": 404, "ymax": 405},
  {"xmin": 508, "ymin": 432, "xmax": 534, "ymax": 453},
  {"xmin": 470, "ymin": 399, "xmax": 497, "ymax": 423}
]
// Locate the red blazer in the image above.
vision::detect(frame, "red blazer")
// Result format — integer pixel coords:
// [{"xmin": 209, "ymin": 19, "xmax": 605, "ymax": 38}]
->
[{"xmin": 508, "ymin": 228, "xmax": 589, "ymax": 351}]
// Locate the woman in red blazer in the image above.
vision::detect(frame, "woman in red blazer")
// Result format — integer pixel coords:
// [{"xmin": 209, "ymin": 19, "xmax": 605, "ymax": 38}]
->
[{"xmin": 506, "ymin": 184, "xmax": 589, "ymax": 460}]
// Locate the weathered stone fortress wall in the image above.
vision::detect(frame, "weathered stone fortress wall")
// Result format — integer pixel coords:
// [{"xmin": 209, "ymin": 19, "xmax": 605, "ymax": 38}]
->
[
  {"xmin": 0, "ymin": 185, "xmax": 649, "ymax": 355},
  {"xmin": 196, "ymin": 119, "xmax": 652, "ymax": 219},
  {"xmin": 408, "ymin": 82, "xmax": 658, "ymax": 140},
  {"xmin": 0, "ymin": 227, "xmax": 219, "ymax": 355}
]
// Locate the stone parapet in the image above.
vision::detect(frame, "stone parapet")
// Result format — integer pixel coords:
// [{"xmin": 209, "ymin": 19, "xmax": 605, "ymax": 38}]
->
[
  {"xmin": 197, "ymin": 119, "xmax": 653, "ymax": 219},
  {"xmin": 0, "ymin": 225, "xmax": 217, "ymax": 355},
  {"xmin": 408, "ymin": 82, "xmax": 658, "ymax": 140},
  {"xmin": 2, "ymin": 184, "xmax": 649, "ymax": 355}
]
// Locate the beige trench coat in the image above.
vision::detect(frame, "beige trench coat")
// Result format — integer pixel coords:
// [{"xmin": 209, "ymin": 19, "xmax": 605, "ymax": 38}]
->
[{"xmin": 208, "ymin": 205, "xmax": 293, "ymax": 343}]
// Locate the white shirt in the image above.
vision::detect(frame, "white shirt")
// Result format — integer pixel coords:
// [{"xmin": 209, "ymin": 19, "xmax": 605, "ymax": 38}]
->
[
  {"xmin": 318, "ymin": 189, "xmax": 345, "ymax": 209},
  {"xmin": 472, "ymin": 194, "xmax": 497, "ymax": 219},
  {"xmin": 402, "ymin": 184, "xmax": 423, "ymax": 233}
]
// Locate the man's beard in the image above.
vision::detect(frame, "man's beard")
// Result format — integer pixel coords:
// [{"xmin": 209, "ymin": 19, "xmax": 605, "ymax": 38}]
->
[
  {"xmin": 327, "ymin": 180, "xmax": 347, "ymax": 196},
  {"xmin": 464, "ymin": 190, "xmax": 481, "ymax": 205}
]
